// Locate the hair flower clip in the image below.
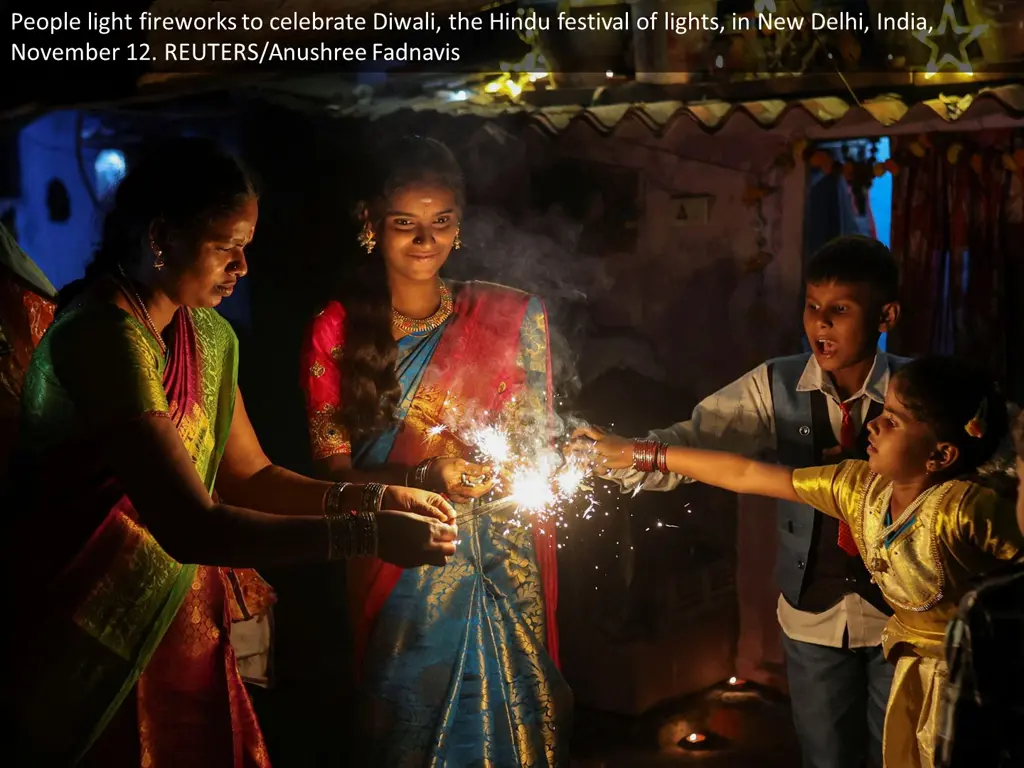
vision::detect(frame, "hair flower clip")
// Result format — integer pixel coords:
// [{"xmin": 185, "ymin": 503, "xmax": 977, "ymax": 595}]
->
[{"xmin": 965, "ymin": 398, "xmax": 988, "ymax": 439}]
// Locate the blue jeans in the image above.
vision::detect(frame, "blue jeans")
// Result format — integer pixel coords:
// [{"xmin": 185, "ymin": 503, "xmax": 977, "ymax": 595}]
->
[{"xmin": 782, "ymin": 634, "xmax": 893, "ymax": 768}]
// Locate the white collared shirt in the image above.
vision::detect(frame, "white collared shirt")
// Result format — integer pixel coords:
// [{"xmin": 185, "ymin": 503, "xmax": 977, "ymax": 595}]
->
[{"xmin": 610, "ymin": 350, "xmax": 894, "ymax": 648}]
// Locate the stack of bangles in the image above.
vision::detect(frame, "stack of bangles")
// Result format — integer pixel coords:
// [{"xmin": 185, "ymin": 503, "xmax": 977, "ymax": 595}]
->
[
  {"xmin": 632, "ymin": 438, "xmax": 669, "ymax": 473},
  {"xmin": 406, "ymin": 457, "xmax": 435, "ymax": 490},
  {"xmin": 323, "ymin": 481, "xmax": 382, "ymax": 560}
]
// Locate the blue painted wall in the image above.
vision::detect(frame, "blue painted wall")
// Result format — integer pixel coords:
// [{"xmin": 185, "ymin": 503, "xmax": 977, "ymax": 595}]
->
[
  {"xmin": 870, "ymin": 137, "xmax": 892, "ymax": 247},
  {"xmin": 13, "ymin": 113, "xmax": 251, "ymax": 329},
  {"xmin": 15, "ymin": 111, "xmax": 103, "ymax": 290}
]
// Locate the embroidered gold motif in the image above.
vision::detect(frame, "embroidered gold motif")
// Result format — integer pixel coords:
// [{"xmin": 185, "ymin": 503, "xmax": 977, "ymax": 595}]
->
[
  {"xmin": 330, "ymin": 345, "xmax": 343, "ymax": 361},
  {"xmin": 72, "ymin": 515, "xmax": 183, "ymax": 658},
  {"xmin": 859, "ymin": 472, "xmax": 952, "ymax": 612},
  {"xmin": 310, "ymin": 360, "xmax": 326, "ymax": 378},
  {"xmin": 309, "ymin": 403, "xmax": 351, "ymax": 458},
  {"xmin": 516, "ymin": 305, "xmax": 548, "ymax": 375},
  {"xmin": 404, "ymin": 386, "xmax": 470, "ymax": 458},
  {"xmin": 173, "ymin": 400, "xmax": 216, "ymax": 479}
]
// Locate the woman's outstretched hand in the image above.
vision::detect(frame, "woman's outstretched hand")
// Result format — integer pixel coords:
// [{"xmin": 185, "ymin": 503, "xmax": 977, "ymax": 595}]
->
[
  {"xmin": 375, "ymin": 508, "xmax": 458, "ymax": 568},
  {"xmin": 570, "ymin": 426, "xmax": 634, "ymax": 472},
  {"xmin": 429, "ymin": 457, "xmax": 497, "ymax": 503}
]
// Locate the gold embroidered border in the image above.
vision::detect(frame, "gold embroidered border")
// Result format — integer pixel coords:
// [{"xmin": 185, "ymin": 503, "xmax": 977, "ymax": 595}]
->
[{"xmin": 310, "ymin": 403, "xmax": 352, "ymax": 459}]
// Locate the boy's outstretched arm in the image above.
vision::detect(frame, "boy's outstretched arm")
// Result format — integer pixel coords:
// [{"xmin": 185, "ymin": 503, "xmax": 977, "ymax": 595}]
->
[{"xmin": 600, "ymin": 364, "xmax": 777, "ymax": 493}]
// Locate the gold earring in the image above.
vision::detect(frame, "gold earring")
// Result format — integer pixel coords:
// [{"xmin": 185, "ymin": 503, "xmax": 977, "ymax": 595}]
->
[
  {"xmin": 153, "ymin": 248, "xmax": 165, "ymax": 270},
  {"xmin": 358, "ymin": 222, "xmax": 376, "ymax": 254},
  {"xmin": 453, "ymin": 228, "xmax": 462, "ymax": 250}
]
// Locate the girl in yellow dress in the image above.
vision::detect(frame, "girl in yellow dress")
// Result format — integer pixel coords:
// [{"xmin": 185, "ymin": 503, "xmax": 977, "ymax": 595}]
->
[{"xmin": 576, "ymin": 355, "xmax": 1021, "ymax": 768}]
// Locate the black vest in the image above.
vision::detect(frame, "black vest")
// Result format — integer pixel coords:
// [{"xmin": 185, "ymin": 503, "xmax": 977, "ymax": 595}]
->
[
  {"xmin": 795, "ymin": 391, "xmax": 891, "ymax": 614},
  {"xmin": 767, "ymin": 351, "xmax": 908, "ymax": 616}
]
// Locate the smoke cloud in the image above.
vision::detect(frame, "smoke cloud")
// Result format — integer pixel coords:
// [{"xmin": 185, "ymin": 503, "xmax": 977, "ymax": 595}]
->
[{"xmin": 443, "ymin": 203, "xmax": 613, "ymax": 433}]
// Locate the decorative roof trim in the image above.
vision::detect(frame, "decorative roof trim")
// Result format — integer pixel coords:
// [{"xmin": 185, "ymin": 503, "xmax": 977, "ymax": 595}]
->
[{"xmin": 523, "ymin": 85, "xmax": 1024, "ymax": 139}]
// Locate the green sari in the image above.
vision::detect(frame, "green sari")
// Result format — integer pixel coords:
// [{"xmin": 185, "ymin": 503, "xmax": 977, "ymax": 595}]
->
[{"xmin": 10, "ymin": 296, "xmax": 260, "ymax": 766}]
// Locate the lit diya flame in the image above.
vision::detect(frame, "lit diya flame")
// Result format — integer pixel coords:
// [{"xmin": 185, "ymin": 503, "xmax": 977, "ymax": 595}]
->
[{"xmin": 677, "ymin": 729, "xmax": 723, "ymax": 751}]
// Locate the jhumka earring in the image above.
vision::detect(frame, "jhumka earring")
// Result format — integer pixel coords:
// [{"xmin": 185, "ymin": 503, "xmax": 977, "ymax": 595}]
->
[
  {"xmin": 151, "ymin": 241, "xmax": 165, "ymax": 270},
  {"xmin": 358, "ymin": 222, "xmax": 376, "ymax": 254},
  {"xmin": 452, "ymin": 228, "xmax": 462, "ymax": 250}
]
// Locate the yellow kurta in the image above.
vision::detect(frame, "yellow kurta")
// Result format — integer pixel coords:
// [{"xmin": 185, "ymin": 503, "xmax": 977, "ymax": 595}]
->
[{"xmin": 792, "ymin": 460, "xmax": 1022, "ymax": 768}]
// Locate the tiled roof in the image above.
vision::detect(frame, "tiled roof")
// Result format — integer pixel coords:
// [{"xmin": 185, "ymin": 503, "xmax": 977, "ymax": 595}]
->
[{"xmin": 326, "ymin": 83, "xmax": 1024, "ymax": 139}]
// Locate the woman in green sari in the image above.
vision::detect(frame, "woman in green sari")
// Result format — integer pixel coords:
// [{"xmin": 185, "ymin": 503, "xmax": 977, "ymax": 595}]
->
[{"xmin": 6, "ymin": 138, "xmax": 458, "ymax": 768}]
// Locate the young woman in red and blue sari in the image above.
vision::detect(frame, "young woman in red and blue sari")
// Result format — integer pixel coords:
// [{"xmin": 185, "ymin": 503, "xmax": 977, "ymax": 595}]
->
[
  {"xmin": 6, "ymin": 139, "xmax": 459, "ymax": 768},
  {"xmin": 301, "ymin": 137, "xmax": 571, "ymax": 766}
]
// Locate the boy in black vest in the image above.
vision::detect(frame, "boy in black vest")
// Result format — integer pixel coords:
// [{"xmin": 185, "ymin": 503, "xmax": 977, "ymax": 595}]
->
[{"xmin": 582, "ymin": 236, "xmax": 905, "ymax": 768}]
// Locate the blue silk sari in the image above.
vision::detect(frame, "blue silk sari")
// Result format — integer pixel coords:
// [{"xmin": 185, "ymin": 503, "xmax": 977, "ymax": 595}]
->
[{"xmin": 301, "ymin": 282, "xmax": 571, "ymax": 767}]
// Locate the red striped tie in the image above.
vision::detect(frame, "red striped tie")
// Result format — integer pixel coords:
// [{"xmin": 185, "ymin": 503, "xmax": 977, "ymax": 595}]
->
[{"xmin": 836, "ymin": 401, "xmax": 859, "ymax": 556}]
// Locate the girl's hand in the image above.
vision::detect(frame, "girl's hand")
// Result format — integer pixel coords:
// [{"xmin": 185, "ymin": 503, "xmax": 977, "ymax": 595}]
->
[
  {"xmin": 381, "ymin": 485, "xmax": 457, "ymax": 524},
  {"xmin": 570, "ymin": 426, "xmax": 634, "ymax": 472},
  {"xmin": 428, "ymin": 457, "xmax": 497, "ymax": 503}
]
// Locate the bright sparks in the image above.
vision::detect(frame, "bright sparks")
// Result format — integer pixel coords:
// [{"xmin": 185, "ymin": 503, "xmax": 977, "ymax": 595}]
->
[
  {"xmin": 446, "ymin": 408, "xmax": 597, "ymax": 531},
  {"xmin": 556, "ymin": 462, "xmax": 586, "ymax": 497},
  {"xmin": 510, "ymin": 466, "xmax": 556, "ymax": 511},
  {"xmin": 503, "ymin": 448, "xmax": 594, "ymax": 524},
  {"xmin": 468, "ymin": 425, "xmax": 513, "ymax": 467}
]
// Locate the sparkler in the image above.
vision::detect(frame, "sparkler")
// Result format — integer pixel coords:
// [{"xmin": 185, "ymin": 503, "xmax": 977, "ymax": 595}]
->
[
  {"xmin": 429, "ymin": 409, "xmax": 596, "ymax": 530},
  {"xmin": 454, "ymin": 446, "xmax": 594, "ymax": 528},
  {"xmin": 466, "ymin": 424, "xmax": 513, "ymax": 466},
  {"xmin": 419, "ymin": 391, "xmax": 630, "ymax": 543}
]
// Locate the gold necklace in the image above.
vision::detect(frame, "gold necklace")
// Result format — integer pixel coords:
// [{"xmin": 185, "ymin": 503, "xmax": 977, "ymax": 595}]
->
[
  {"xmin": 391, "ymin": 281, "xmax": 453, "ymax": 335},
  {"xmin": 115, "ymin": 265, "xmax": 167, "ymax": 355},
  {"xmin": 868, "ymin": 478, "xmax": 952, "ymax": 575}
]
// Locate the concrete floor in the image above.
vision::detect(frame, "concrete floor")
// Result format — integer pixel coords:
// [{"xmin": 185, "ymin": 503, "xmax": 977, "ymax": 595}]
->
[{"xmin": 570, "ymin": 682, "xmax": 801, "ymax": 767}]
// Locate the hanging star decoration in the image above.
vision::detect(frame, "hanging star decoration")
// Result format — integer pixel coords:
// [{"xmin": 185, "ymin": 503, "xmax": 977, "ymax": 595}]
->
[{"xmin": 913, "ymin": 0, "xmax": 988, "ymax": 77}]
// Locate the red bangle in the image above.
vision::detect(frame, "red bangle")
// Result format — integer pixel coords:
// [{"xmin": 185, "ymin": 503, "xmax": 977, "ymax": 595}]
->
[
  {"xmin": 656, "ymin": 442, "xmax": 669, "ymax": 473},
  {"xmin": 632, "ymin": 439, "xmax": 659, "ymax": 472}
]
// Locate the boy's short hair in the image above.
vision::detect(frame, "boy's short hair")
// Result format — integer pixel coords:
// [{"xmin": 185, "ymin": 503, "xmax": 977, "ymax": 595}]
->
[{"xmin": 806, "ymin": 235, "xmax": 899, "ymax": 305}]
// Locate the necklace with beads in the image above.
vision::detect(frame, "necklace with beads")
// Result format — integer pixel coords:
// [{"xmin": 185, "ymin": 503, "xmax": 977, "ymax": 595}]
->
[
  {"xmin": 115, "ymin": 265, "xmax": 167, "ymax": 355},
  {"xmin": 391, "ymin": 281, "xmax": 453, "ymax": 336}
]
